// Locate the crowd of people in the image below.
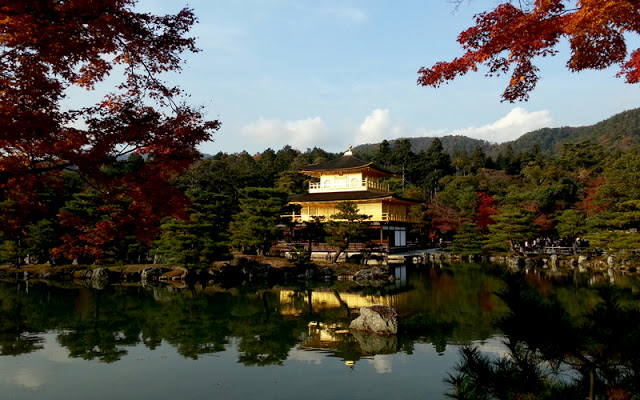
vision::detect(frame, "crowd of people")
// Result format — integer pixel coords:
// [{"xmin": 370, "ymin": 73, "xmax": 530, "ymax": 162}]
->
[{"xmin": 523, "ymin": 237, "xmax": 590, "ymax": 253}]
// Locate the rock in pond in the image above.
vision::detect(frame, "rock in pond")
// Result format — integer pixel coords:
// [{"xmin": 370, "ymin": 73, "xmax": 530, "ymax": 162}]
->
[
  {"xmin": 91, "ymin": 267, "xmax": 111, "ymax": 281},
  {"xmin": 353, "ymin": 266, "xmax": 390, "ymax": 281},
  {"xmin": 349, "ymin": 305, "xmax": 398, "ymax": 335}
]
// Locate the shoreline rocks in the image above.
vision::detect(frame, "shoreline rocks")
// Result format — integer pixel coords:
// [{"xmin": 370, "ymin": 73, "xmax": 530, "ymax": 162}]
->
[{"xmin": 425, "ymin": 251, "xmax": 639, "ymax": 274}]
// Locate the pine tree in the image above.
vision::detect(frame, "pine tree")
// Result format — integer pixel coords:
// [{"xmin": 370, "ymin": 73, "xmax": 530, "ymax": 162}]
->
[
  {"xmin": 555, "ymin": 209, "xmax": 588, "ymax": 255},
  {"xmin": 154, "ymin": 190, "xmax": 232, "ymax": 268},
  {"xmin": 485, "ymin": 206, "xmax": 537, "ymax": 254},
  {"xmin": 229, "ymin": 188, "xmax": 289, "ymax": 256},
  {"xmin": 325, "ymin": 201, "xmax": 371, "ymax": 263},
  {"xmin": 449, "ymin": 223, "xmax": 487, "ymax": 256}
]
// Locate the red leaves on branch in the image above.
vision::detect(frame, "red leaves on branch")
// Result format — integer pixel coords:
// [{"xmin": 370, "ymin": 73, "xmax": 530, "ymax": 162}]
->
[
  {"xmin": 475, "ymin": 192, "xmax": 497, "ymax": 230},
  {"xmin": 418, "ymin": 1, "xmax": 640, "ymax": 101},
  {"xmin": 428, "ymin": 199, "xmax": 461, "ymax": 238},
  {"xmin": 0, "ymin": 1, "xmax": 219, "ymax": 259}
]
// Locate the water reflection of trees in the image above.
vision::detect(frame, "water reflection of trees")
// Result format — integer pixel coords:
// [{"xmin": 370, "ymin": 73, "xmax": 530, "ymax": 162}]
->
[
  {"xmin": 0, "ymin": 265, "xmax": 508, "ymax": 365},
  {"xmin": 445, "ymin": 273, "xmax": 640, "ymax": 400},
  {"xmin": 0, "ymin": 282, "xmax": 310, "ymax": 364},
  {"xmin": 3, "ymin": 266, "xmax": 615, "ymax": 371}
]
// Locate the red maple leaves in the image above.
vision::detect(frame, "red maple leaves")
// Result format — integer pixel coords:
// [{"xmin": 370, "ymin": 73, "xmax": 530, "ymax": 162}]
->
[
  {"xmin": 0, "ymin": 1, "xmax": 219, "ymax": 259},
  {"xmin": 418, "ymin": 1, "xmax": 640, "ymax": 101}
]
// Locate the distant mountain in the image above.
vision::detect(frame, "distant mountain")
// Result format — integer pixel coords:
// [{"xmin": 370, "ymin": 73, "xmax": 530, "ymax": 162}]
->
[
  {"xmin": 354, "ymin": 136, "xmax": 498, "ymax": 159},
  {"xmin": 354, "ymin": 108, "xmax": 640, "ymax": 158},
  {"xmin": 502, "ymin": 107, "xmax": 640, "ymax": 155}
]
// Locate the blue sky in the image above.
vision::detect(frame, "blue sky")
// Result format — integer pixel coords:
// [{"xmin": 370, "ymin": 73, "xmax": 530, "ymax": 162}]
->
[{"xmin": 135, "ymin": 0, "xmax": 640, "ymax": 155}]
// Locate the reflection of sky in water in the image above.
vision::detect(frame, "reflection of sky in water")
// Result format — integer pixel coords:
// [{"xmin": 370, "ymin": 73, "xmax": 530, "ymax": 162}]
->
[
  {"xmin": 1, "ymin": 333, "xmax": 76, "ymax": 390},
  {"xmin": 0, "ymin": 333, "xmax": 463, "ymax": 400}
]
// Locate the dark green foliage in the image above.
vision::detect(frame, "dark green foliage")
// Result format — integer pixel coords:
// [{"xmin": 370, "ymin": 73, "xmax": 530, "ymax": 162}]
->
[
  {"xmin": 8, "ymin": 107, "xmax": 640, "ymax": 266},
  {"xmin": 154, "ymin": 190, "xmax": 232, "ymax": 268},
  {"xmin": 355, "ymin": 135, "xmax": 496, "ymax": 158},
  {"xmin": 57, "ymin": 190, "xmax": 149, "ymax": 263},
  {"xmin": 485, "ymin": 206, "xmax": 537, "ymax": 253},
  {"xmin": 445, "ymin": 274, "xmax": 640, "ymax": 400},
  {"xmin": 409, "ymin": 138, "xmax": 454, "ymax": 196},
  {"xmin": 355, "ymin": 108, "xmax": 640, "ymax": 159},
  {"xmin": 229, "ymin": 187, "xmax": 289, "ymax": 256},
  {"xmin": 558, "ymin": 140, "xmax": 607, "ymax": 174},
  {"xmin": 375, "ymin": 139, "xmax": 393, "ymax": 167},
  {"xmin": 554, "ymin": 209, "xmax": 588, "ymax": 254},
  {"xmin": 506, "ymin": 108, "xmax": 640, "ymax": 155},
  {"xmin": 23, "ymin": 219, "xmax": 62, "ymax": 264},
  {"xmin": 449, "ymin": 223, "xmax": 487, "ymax": 256},
  {"xmin": 325, "ymin": 201, "xmax": 371, "ymax": 263}
]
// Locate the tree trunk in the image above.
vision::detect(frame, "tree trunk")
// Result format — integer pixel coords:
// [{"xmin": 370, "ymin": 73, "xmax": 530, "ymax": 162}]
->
[
  {"xmin": 331, "ymin": 249, "xmax": 343, "ymax": 263},
  {"xmin": 307, "ymin": 239, "xmax": 313, "ymax": 262}
]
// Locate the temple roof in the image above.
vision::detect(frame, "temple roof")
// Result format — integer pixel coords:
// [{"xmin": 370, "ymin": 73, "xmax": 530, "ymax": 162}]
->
[
  {"xmin": 288, "ymin": 190, "xmax": 419, "ymax": 204},
  {"xmin": 299, "ymin": 152, "xmax": 396, "ymax": 178}
]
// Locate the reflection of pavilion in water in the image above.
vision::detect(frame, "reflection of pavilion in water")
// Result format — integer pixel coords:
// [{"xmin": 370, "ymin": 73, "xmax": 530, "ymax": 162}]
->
[
  {"xmin": 279, "ymin": 266, "xmax": 408, "ymax": 317},
  {"xmin": 279, "ymin": 266, "xmax": 408, "ymax": 367}
]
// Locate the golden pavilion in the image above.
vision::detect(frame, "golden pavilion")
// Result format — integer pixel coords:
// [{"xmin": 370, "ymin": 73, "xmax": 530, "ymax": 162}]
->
[{"xmin": 286, "ymin": 148, "xmax": 419, "ymax": 249}]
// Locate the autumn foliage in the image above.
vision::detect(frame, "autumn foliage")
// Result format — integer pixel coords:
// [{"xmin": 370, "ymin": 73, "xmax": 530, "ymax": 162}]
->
[
  {"xmin": 418, "ymin": 1, "xmax": 640, "ymax": 101},
  {"xmin": 0, "ymin": 1, "xmax": 219, "ymax": 258}
]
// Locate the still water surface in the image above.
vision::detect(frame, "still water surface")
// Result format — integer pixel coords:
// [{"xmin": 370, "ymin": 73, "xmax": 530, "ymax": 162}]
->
[{"xmin": 1, "ymin": 263, "xmax": 638, "ymax": 399}]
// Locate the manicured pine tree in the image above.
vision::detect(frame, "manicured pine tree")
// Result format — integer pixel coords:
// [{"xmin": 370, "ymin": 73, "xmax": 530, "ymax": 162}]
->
[
  {"xmin": 325, "ymin": 201, "xmax": 371, "ymax": 263},
  {"xmin": 485, "ymin": 205, "xmax": 537, "ymax": 254},
  {"xmin": 154, "ymin": 190, "xmax": 232, "ymax": 268},
  {"xmin": 586, "ymin": 200, "xmax": 640, "ymax": 252},
  {"xmin": 555, "ymin": 209, "xmax": 588, "ymax": 255},
  {"xmin": 449, "ymin": 222, "xmax": 487, "ymax": 256},
  {"xmin": 23, "ymin": 219, "xmax": 62, "ymax": 264},
  {"xmin": 229, "ymin": 188, "xmax": 289, "ymax": 256}
]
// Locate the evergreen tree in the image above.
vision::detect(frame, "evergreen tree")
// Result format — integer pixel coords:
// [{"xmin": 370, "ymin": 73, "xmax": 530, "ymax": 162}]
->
[
  {"xmin": 154, "ymin": 190, "xmax": 232, "ymax": 268},
  {"xmin": 23, "ymin": 219, "xmax": 62, "ymax": 264},
  {"xmin": 411, "ymin": 138, "xmax": 453, "ymax": 196},
  {"xmin": 485, "ymin": 206, "xmax": 537, "ymax": 253},
  {"xmin": 555, "ymin": 209, "xmax": 588, "ymax": 255},
  {"xmin": 392, "ymin": 139, "xmax": 414, "ymax": 187},
  {"xmin": 0, "ymin": 239, "xmax": 21, "ymax": 266},
  {"xmin": 229, "ymin": 188, "xmax": 289, "ymax": 256},
  {"xmin": 449, "ymin": 222, "xmax": 487, "ymax": 256},
  {"xmin": 55, "ymin": 190, "xmax": 148, "ymax": 263},
  {"xmin": 293, "ymin": 216, "xmax": 326, "ymax": 264},
  {"xmin": 376, "ymin": 140, "xmax": 392, "ymax": 167},
  {"xmin": 255, "ymin": 148, "xmax": 278, "ymax": 186},
  {"xmin": 469, "ymin": 146, "xmax": 488, "ymax": 173},
  {"xmin": 325, "ymin": 201, "xmax": 371, "ymax": 263},
  {"xmin": 559, "ymin": 140, "xmax": 607, "ymax": 173},
  {"xmin": 586, "ymin": 200, "xmax": 640, "ymax": 251}
]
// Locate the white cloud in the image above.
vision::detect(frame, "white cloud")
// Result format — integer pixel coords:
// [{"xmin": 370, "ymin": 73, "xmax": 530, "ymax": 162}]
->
[
  {"xmin": 320, "ymin": 7, "xmax": 367, "ymax": 23},
  {"xmin": 240, "ymin": 116, "xmax": 330, "ymax": 150},
  {"xmin": 355, "ymin": 109, "xmax": 391, "ymax": 145},
  {"xmin": 367, "ymin": 355, "xmax": 393, "ymax": 374},
  {"xmin": 287, "ymin": 348, "xmax": 325, "ymax": 364},
  {"xmin": 239, "ymin": 107, "xmax": 551, "ymax": 154},
  {"xmin": 7, "ymin": 367, "xmax": 48, "ymax": 389},
  {"xmin": 449, "ymin": 107, "xmax": 553, "ymax": 143}
]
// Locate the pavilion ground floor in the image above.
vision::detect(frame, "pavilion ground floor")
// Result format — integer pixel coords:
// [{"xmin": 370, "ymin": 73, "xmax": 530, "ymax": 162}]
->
[{"xmin": 271, "ymin": 221, "xmax": 424, "ymax": 264}]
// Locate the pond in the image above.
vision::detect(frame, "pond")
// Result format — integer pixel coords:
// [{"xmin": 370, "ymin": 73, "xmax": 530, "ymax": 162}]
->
[{"xmin": 1, "ymin": 262, "xmax": 639, "ymax": 399}]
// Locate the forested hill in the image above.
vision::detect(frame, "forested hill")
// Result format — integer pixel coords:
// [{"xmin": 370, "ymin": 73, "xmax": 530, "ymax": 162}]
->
[
  {"xmin": 503, "ymin": 107, "xmax": 640, "ymax": 155},
  {"xmin": 354, "ymin": 136, "xmax": 498, "ymax": 160},
  {"xmin": 354, "ymin": 107, "xmax": 640, "ymax": 157}
]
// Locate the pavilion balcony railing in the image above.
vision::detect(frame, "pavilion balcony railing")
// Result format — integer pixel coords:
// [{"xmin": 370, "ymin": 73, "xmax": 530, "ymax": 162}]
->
[
  {"xmin": 308, "ymin": 178, "xmax": 389, "ymax": 193},
  {"xmin": 281, "ymin": 212, "xmax": 413, "ymax": 223}
]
